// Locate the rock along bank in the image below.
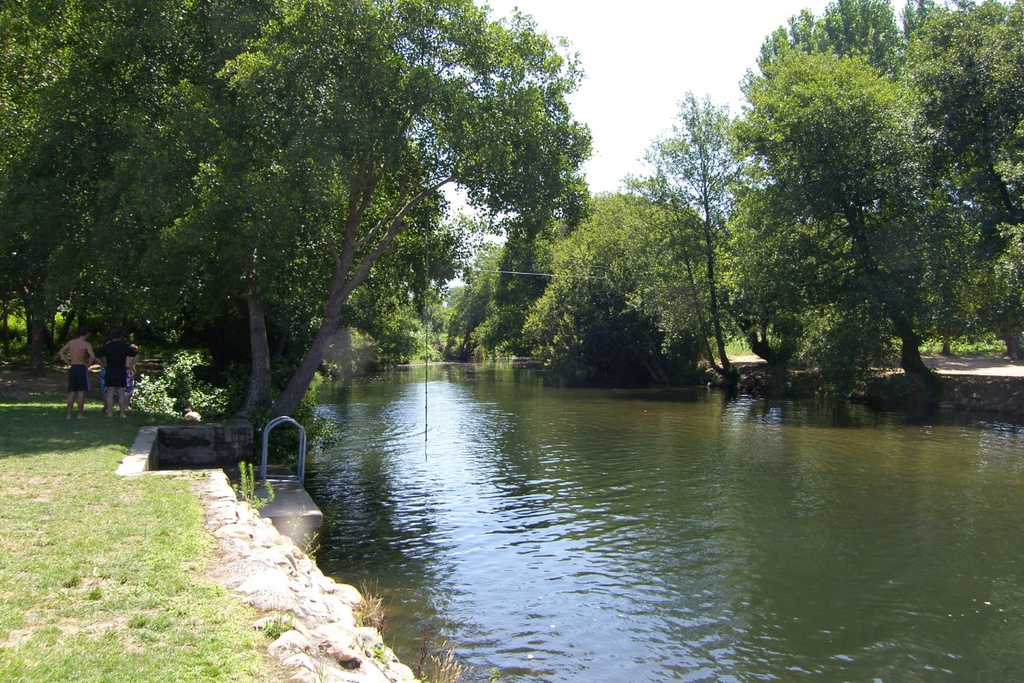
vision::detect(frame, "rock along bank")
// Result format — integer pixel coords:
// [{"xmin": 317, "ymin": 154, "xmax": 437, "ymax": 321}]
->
[{"xmin": 141, "ymin": 466, "xmax": 416, "ymax": 683}]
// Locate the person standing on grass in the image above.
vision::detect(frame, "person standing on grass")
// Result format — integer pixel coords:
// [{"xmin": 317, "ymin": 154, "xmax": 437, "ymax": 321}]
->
[
  {"xmin": 100, "ymin": 342, "xmax": 139, "ymax": 410},
  {"xmin": 124, "ymin": 344, "xmax": 139, "ymax": 409},
  {"xmin": 58, "ymin": 326, "xmax": 97, "ymax": 419},
  {"xmin": 96, "ymin": 330, "xmax": 138, "ymax": 418}
]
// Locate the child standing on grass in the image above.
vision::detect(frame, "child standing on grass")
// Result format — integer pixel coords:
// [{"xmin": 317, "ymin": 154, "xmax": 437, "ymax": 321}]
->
[
  {"xmin": 124, "ymin": 344, "xmax": 139, "ymax": 409},
  {"xmin": 58, "ymin": 326, "xmax": 97, "ymax": 419}
]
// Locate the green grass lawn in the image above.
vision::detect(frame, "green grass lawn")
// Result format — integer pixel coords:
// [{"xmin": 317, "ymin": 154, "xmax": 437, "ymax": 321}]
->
[{"xmin": 0, "ymin": 397, "xmax": 282, "ymax": 682}]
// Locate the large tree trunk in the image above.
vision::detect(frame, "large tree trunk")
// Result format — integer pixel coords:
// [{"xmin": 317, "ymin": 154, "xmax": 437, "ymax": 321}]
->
[
  {"xmin": 738, "ymin": 318, "xmax": 778, "ymax": 365},
  {"xmin": 1005, "ymin": 330, "xmax": 1021, "ymax": 360},
  {"xmin": 28, "ymin": 311, "xmax": 46, "ymax": 372},
  {"xmin": 892, "ymin": 314, "xmax": 930, "ymax": 375},
  {"xmin": 239, "ymin": 293, "xmax": 272, "ymax": 419},
  {"xmin": 845, "ymin": 207, "xmax": 933, "ymax": 378},
  {"xmin": 268, "ymin": 174, "xmax": 448, "ymax": 417},
  {"xmin": 271, "ymin": 316, "xmax": 338, "ymax": 418},
  {"xmin": 899, "ymin": 335, "xmax": 929, "ymax": 374},
  {"xmin": 271, "ymin": 266, "xmax": 351, "ymax": 417}
]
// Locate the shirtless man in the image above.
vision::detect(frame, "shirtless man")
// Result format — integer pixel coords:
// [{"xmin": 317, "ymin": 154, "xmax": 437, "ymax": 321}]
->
[{"xmin": 58, "ymin": 326, "xmax": 97, "ymax": 419}]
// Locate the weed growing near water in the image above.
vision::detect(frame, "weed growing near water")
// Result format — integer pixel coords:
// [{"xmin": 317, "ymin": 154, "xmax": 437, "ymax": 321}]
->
[
  {"xmin": 416, "ymin": 630, "xmax": 468, "ymax": 683},
  {"xmin": 355, "ymin": 578, "xmax": 389, "ymax": 635},
  {"xmin": 234, "ymin": 461, "xmax": 275, "ymax": 509}
]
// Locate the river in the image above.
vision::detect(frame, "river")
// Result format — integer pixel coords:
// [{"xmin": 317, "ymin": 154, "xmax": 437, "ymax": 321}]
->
[{"xmin": 307, "ymin": 363, "xmax": 1024, "ymax": 682}]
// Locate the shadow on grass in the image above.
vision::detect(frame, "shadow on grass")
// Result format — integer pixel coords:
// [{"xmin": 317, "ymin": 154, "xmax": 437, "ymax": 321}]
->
[{"xmin": 0, "ymin": 402, "xmax": 156, "ymax": 457}]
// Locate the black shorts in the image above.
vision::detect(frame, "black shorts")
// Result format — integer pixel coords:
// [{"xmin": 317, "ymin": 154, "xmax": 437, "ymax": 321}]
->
[
  {"xmin": 105, "ymin": 368, "xmax": 127, "ymax": 389},
  {"xmin": 68, "ymin": 365, "xmax": 90, "ymax": 392}
]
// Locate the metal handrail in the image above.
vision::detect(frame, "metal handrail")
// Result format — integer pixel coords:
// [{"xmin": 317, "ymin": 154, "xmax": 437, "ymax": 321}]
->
[{"xmin": 260, "ymin": 415, "xmax": 307, "ymax": 484}]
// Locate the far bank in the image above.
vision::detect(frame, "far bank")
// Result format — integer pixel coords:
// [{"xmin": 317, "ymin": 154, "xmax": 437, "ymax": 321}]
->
[{"xmin": 734, "ymin": 355, "xmax": 1024, "ymax": 422}]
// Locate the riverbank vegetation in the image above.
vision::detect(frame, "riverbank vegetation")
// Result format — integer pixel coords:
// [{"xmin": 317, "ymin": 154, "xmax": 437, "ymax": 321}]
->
[
  {"xmin": 2, "ymin": 0, "xmax": 1023, "ymax": 414},
  {"xmin": 445, "ymin": 0, "xmax": 1024, "ymax": 397}
]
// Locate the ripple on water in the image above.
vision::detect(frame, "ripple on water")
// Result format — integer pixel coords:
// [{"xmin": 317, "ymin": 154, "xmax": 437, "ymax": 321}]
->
[{"xmin": 310, "ymin": 369, "xmax": 1024, "ymax": 683}]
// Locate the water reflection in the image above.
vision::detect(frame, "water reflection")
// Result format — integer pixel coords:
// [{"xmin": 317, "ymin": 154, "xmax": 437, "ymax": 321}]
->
[{"xmin": 309, "ymin": 365, "xmax": 1024, "ymax": 682}]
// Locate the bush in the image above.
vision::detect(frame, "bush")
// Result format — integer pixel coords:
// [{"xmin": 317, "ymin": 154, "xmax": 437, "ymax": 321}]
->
[
  {"xmin": 800, "ymin": 305, "xmax": 896, "ymax": 396},
  {"xmin": 133, "ymin": 350, "xmax": 231, "ymax": 419}
]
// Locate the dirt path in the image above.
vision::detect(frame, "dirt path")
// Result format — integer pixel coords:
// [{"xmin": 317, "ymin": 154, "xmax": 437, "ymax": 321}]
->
[
  {"xmin": 0, "ymin": 366, "xmax": 67, "ymax": 401},
  {"xmin": 922, "ymin": 354, "xmax": 1024, "ymax": 376},
  {"xmin": 730, "ymin": 354, "xmax": 1024, "ymax": 377}
]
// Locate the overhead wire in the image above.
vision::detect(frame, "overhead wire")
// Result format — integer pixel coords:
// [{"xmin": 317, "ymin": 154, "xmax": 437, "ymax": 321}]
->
[{"xmin": 473, "ymin": 268, "xmax": 609, "ymax": 280}]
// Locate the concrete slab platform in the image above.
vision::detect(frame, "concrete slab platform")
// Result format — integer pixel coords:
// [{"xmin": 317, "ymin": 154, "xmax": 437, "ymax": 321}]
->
[
  {"xmin": 255, "ymin": 478, "xmax": 323, "ymax": 543},
  {"xmin": 117, "ymin": 426, "xmax": 323, "ymax": 545},
  {"xmin": 116, "ymin": 426, "xmax": 159, "ymax": 476}
]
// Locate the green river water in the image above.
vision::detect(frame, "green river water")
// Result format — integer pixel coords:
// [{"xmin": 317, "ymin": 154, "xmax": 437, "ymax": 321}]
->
[{"xmin": 308, "ymin": 364, "xmax": 1024, "ymax": 682}]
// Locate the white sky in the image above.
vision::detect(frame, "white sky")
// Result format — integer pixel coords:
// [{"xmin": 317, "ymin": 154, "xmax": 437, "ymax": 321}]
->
[{"xmin": 481, "ymin": 0, "xmax": 900, "ymax": 194}]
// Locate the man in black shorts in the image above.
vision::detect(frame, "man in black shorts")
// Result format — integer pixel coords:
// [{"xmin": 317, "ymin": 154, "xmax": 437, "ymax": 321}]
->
[
  {"xmin": 96, "ymin": 331, "xmax": 138, "ymax": 418},
  {"xmin": 59, "ymin": 326, "xmax": 97, "ymax": 419}
]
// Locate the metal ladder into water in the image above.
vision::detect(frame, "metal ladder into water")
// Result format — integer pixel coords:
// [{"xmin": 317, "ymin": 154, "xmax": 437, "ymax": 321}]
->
[
  {"xmin": 256, "ymin": 416, "xmax": 322, "ymax": 539},
  {"xmin": 260, "ymin": 415, "xmax": 307, "ymax": 485}
]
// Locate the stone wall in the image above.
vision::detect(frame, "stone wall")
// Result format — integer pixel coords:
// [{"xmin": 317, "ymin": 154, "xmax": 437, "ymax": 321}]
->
[
  {"xmin": 155, "ymin": 421, "xmax": 254, "ymax": 468},
  {"xmin": 118, "ymin": 429, "xmax": 409, "ymax": 681},
  {"xmin": 195, "ymin": 470, "xmax": 415, "ymax": 683},
  {"xmin": 862, "ymin": 373, "xmax": 1024, "ymax": 420}
]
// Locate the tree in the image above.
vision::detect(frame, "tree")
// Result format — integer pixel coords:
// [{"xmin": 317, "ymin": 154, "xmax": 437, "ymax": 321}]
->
[
  {"xmin": 175, "ymin": 0, "xmax": 590, "ymax": 417},
  {"xmin": 907, "ymin": 0, "xmax": 1024, "ymax": 354},
  {"xmin": 523, "ymin": 194, "xmax": 703, "ymax": 385},
  {"xmin": 757, "ymin": 0, "xmax": 905, "ymax": 77},
  {"xmin": 480, "ymin": 228, "xmax": 563, "ymax": 357},
  {"xmin": 0, "ymin": 0, "xmax": 271, "ymax": 368},
  {"xmin": 0, "ymin": 0, "xmax": 175, "ymax": 367},
  {"xmin": 725, "ymin": 187, "xmax": 814, "ymax": 367},
  {"xmin": 525, "ymin": 195, "xmax": 667, "ymax": 384},
  {"xmin": 634, "ymin": 93, "xmax": 738, "ymax": 379},
  {"xmin": 444, "ymin": 243, "xmax": 504, "ymax": 361},
  {"xmin": 737, "ymin": 51, "xmax": 937, "ymax": 376},
  {"xmin": 1, "ymin": 1, "xmax": 80, "ymax": 367},
  {"xmin": 820, "ymin": 0, "xmax": 904, "ymax": 75},
  {"xmin": 1, "ymin": 0, "xmax": 588, "ymax": 407},
  {"xmin": 901, "ymin": 0, "xmax": 946, "ymax": 39},
  {"xmin": 909, "ymin": 0, "xmax": 1023, "ymax": 231}
]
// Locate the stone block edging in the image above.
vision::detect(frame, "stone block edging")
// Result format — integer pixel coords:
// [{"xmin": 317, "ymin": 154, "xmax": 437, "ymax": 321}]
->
[
  {"xmin": 116, "ymin": 429, "xmax": 413, "ymax": 683},
  {"xmin": 194, "ymin": 470, "xmax": 415, "ymax": 683}
]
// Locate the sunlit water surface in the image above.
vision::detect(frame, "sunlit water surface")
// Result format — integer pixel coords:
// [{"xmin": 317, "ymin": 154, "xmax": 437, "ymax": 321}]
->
[{"xmin": 308, "ymin": 364, "xmax": 1024, "ymax": 682}]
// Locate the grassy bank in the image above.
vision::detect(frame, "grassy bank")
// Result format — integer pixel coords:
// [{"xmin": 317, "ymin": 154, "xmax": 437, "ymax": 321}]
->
[{"xmin": 0, "ymin": 385, "xmax": 282, "ymax": 681}]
